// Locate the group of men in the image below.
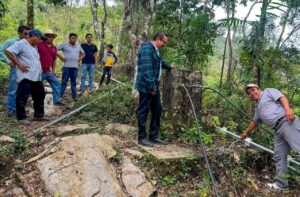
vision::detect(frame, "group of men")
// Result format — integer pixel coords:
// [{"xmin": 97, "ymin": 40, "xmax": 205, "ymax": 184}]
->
[
  {"xmin": 0, "ymin": 26, "xmax": 118, "ymax": 125},
  {"xmin": 1, "ymin": 26, "xmax": 299, "ymax": 192},
  {"xmin": 136, "ymin": 32, "xmax": 300, "ymax": 192}
]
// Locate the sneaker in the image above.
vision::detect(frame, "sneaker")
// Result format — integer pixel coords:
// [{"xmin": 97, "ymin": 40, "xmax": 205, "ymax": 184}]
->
[
  {"xmin": 150, "ymin": 138, "xmax": 168, "ymax": 145},
  {"xmin": 33, "ymin": 116, "xmax": 50, "ymax": 121},
  {"xmin": 53, "ymin": 101, "xmax": 65, "ymax": 106},
  {"xmin": 265, "ymin": 182, "xmax": 289, "ymax": 192},
  {"xmin": 138, "ymin": 139, "xmax": 154, "ymax": 147},
  {"xmin": 18, "ymin": 119, "xmax": 31, "ymax": 125},
  {"xmin": 7, "ymin": 111, "xmax": 16, "ymax": 117}
]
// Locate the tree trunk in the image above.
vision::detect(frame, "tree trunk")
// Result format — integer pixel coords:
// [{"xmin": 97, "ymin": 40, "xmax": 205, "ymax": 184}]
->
[
  {"xmin": 276, "ymin": 7, "xmax": 290, "ymax": 50},
  {"xmin": 99, "ymin": 0, "xmax": 107, "ymax": 57},
  {"xmin": 89, "ymin": 0, "xmax": 101, "ymax": 47},
  {"xmin": 255, "ymin": 0, "xmax": 268, "ymax": 86},
  {"xmin": 219, "ymin": 32, "xmax": 228, "ymax": 90},
  {"xmin": 27, "ymin": 0, "xmax": 34, "ymax": 29}
]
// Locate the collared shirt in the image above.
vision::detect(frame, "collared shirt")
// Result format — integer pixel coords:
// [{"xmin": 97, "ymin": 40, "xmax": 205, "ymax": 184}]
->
[
  {"xmin": 6, "ymin": 39, "xmax": 42, "ymax": 82},
  {"xmin": 253, "ymin": 88, "xmax": 286, "ymax": 128},
  {"xmin": 151, "ymin": 42, "xmax": 163, "ymax": 80},
  {"xmin": 81, "ymin": 43, "xmax": 98, "ymax": 64},
  {"xmin": 0, "ymin": 37, "xmax": 19, "ymax": 64},
  {"xmin": 37, "ymin": 41, "xmax": 57, "ymax": 73},
  {"xmin": 57, "ymin": 42, "xmax": 85, "ymax": 68}
]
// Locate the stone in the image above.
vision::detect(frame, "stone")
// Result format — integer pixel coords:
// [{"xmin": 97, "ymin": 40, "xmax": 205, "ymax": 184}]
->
[
  {"xmin": 124, "ymin": 148, "xmax": 143, "ymax": 159},
  {"xmin": 44, "ymin": 87, "xmax": 53, "ymax": 93},
  {"xmin": 44, "ymin": 94, "xmax": 63, "ymax": 116},
  {"xmin": 54, "ymin": 124, "xmax": 91, "ymax": 136},
  {"xmin": 122, "ymin": 157, "xmax": 154, "ymax": 197},
  {"xmin": 37, "ymin": 134, "xmax": 124, "ymax": 197},
  {"xmin": 105, "ymin": 123, "xmax": 137, "ymax": 134},
  {"xmin": 137, "ymin": 143, "xmax": 195, "ymax": 160},
  {"xmin": 0, "ymin": 135, "xmax": 15, "ymax": 143}
]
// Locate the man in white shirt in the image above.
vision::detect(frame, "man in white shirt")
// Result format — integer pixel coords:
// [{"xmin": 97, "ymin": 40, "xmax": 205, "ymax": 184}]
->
[{"xmin": 5, "ymin": 29, "xmax": 47, "ymax": 125}]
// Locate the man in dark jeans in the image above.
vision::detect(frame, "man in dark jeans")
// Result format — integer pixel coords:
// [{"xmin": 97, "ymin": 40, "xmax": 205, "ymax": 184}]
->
[
  {"xmin": 57, "ymin": 33, "xmax": 85, "ymax": 100},
  {"xmin": 135, "ymin": 32, "xmax": 175, "ymax": 147},
  {"xmin": 100, "ymin": 44, "xmax": 118, "ymax": 86},
  {"xmin": 5, "ymin": 29, "xmax": 47, "ymax": 125}
]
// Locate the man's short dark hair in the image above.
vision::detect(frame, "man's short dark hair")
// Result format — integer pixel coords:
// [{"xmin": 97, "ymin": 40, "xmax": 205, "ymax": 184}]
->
[
  {"xmin": 18, "ymin": 25, "xmax": 29, "ymax": 33},
  {"xmin": 153, "ymin": 32, "xmax": 166, "ymax": 41},
  {"xmin": 85, "ymin": 33, "xmax": 92, "ymax": 38},
  {"xmin": 107, "ymin": 44, "xmax": 113, "ymax": 49},
  {"xmin": 69, "ymin": 33, "xmax": 78, "ymax": 38}
]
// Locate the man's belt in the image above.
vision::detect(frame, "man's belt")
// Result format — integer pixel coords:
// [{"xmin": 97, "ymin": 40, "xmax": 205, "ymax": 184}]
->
[{"xmin": 273, "ymin": 116, "xmax": 285, "ymax": 130}]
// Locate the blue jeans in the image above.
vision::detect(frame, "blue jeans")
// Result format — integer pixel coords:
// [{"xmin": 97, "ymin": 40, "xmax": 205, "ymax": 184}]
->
[
  {"xmin": 80, "ymin": 64, "xmax": 95, "ymax": 90},
  {"xmin": 42, "ymin": 72, "xmax": 61, "ymax": 103},
  {"xmin": 7, "ymin": 66, "xmax": 17, "ymax": 113},
  {"xmin": 137, "ymin": 90, "xmax": 162, "ymax": 141},
  {"xmin": 61, "ymin": 67, "xmax": 78, "ymax": 99}
]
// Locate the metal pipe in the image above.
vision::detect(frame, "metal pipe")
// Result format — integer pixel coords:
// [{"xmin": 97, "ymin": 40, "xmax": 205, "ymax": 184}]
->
[
  {"xmin": 27, "ymin": 85, "xmax": 121, "ymax": 137},
  {"xmin": 216, "ymin": 126, "xmax": 300, "ymax": 167}
]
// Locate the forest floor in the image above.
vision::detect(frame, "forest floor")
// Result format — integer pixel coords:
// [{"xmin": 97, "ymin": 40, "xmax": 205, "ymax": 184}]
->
[{"xmin": 0, "ymin": 74, "xmax": 299, "ymax": 197}]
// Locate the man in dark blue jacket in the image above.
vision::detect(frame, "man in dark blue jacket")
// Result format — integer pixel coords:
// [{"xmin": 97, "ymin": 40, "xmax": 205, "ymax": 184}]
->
[{"xmin": 135, "ymin": 32, "xmax": 175, "ymax": 147}]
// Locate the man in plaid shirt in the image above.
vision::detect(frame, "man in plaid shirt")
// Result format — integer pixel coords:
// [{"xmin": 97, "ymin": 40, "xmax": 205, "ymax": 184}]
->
[{"xmin": 135, "ymin": 32, "xmax": 175, "ymax": 147}]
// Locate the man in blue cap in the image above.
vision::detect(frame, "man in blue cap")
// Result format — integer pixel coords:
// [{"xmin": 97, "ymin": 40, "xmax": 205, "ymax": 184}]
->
[
  {"xmin": 0, "ymin": 25, "xmax": 29, "ymax": 117},
  {"xmin": 5, "ymin": 29, "xmax": 48, "ymax": 125}
]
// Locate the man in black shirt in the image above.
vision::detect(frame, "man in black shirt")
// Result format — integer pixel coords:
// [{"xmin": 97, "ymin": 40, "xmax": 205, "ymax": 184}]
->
[{"xmin": 80, "ymin": 33, "xmax": 98, "ymax": 93}]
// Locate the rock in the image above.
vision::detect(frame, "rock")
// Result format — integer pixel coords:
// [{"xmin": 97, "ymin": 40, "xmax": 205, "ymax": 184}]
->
[
  {"xmin": 4, "ymin": 187, "xmax": 26, "ymax": 197},
  {"xmin": 125, "ymin": 148, "xmax": 143, "ymax": 159},
  {"xmin": 105, "ymin": 123, "xmax": 137, "ymax": 134},
  {"xmin": 0, "ymin": 135, "xmax": 15, "ymax": 143},
  {"xmin": 44, "ymin": 94, "xmax": 63, "ymax": 116},
  {"xmin": 137, "ymin": 143, "xmax": 195, "ymax": 160},
  {"xmin": 54, "ymin": 124, "xmax": 91, "ymax": 136},
  {"xmin": 37, "ymin": 134, "xmax": 124, "ymax": 197},
  {"xmin": 122, "ymin": 157, "xmax": 154, "ymax": 197},
  {"xmin": 44, "ymin": 87, "xmax": 53, "ymax": 93}
]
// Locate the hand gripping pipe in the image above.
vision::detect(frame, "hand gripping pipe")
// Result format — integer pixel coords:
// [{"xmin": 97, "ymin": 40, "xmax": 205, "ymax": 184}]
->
[{"xmin": 185, "ymin": 84, "xmax": 300, "ymax": 170}]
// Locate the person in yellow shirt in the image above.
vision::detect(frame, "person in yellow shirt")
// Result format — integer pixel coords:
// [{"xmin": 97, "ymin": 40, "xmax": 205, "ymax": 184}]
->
[{"xmin": 100, "ymin": 44, "xmax": 118, "ymax": 85}]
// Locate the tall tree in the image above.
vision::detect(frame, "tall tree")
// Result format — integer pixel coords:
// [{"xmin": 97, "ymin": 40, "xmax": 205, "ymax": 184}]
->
[{"xmin": 27, "ymin": 0, "xmax": 34, "ymax": 29}]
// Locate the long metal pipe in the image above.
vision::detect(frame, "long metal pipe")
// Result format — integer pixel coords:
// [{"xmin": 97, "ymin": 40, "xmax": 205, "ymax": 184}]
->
[
  {"xmin": 216, "ymin": 126, "xmax": 300, "ymax": 169},
  {"xmin": 27, "ymin": 85, "xmax": 121, "ymax": 137}
]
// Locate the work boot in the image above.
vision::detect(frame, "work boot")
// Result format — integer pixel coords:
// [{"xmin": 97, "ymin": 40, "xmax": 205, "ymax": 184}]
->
[
  {"xmin": 138, "ymin": 139, "xmax": 154, "ymax": 147},
  {"xmin": 150, "ymin": 138, "xmax": 168, "ymax": 145}
]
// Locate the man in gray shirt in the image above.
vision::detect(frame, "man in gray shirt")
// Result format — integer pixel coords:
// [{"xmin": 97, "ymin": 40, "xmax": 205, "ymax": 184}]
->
[
  {"xmin": 57, "ymin": 33, "xmax": 85, "ymax": 100},
  {"xmin": 5, "ymin": 29, "xmax": 47, "ymax": 125},
  {"xmin": 240, "ymin": 84, "xmax": 300, "ymax": 192}
]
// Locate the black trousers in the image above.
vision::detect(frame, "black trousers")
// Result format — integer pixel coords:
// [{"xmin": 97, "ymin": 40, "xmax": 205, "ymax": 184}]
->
[
  {"xmin": 137, "ymin": 90, "xmax": 162, "ymax": 141},
  {"xmin": 100, "ymin": 67, "xmax": 112, "ymax": 85},
  {"xmin": 16, "ymin": 79, "xmax": 45, "ymax": 120}
]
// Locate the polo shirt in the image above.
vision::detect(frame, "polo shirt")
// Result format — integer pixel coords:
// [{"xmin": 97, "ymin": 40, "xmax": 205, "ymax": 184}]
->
[
  {"xmin": 81, "ymin": 43, "xmax": 98, "ymax": 64},
  {"xmin": 6, "ymin": 39, "xmax": 42, "ymax": 82},
  {"xmin": 37, "ymin": 41, "xmax": 57, "ymax": 72},
  {"xmin": 57, "ymin": 42, "xmax": 85, "ymax": 68},
  {"xmin": 253, "ymin": 88, "xmax": 286, "ymax": 128}
]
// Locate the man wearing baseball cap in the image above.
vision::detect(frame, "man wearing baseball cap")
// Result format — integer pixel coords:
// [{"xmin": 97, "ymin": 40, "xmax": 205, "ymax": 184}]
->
[
  {"xmin": 240, "ymin": 84, "xmax": 300, "ymax": 192},
  {"xmin": 38, "ymin": 29, "xmax": 64, "ymax": 106},
  {"xmin": 5, "ymin": 29, "xmax": 47, "ymax": 124}
]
